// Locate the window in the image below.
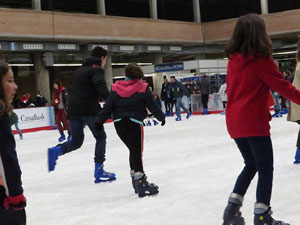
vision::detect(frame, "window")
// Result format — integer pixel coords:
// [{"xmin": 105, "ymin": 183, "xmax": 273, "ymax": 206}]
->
[
  {"xmin": 41, "ymin": 0, "xmax": 97, "ymax": 14},
  {"xmin": 200, "ymin": 0, "xmax": 261, "ymax": 22},
  {"xmin": 268, "ymin": 0, "xmax": 300, "ymax": 13},
  {"xmin": 105, "ymin": 0, "xmax": 150, "ymax": 18},
  {"xmin": 0, "ymin": 0, "xmax": 32, "ymax": 9},
  {"xmin": 157, "ymin": 0, "xmax": 194, "ymax": 22}
]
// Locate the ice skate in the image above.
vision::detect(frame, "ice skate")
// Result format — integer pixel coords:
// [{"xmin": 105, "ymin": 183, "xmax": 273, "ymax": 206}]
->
[
  {"xmin": 130, "ymin": 170, "xmax": 158, "ymax": 194},
  {"xmin": 67, "ymin": 135, "xmax": 72, "ymax": 141},
  {"xmin": 134, "ymin": 172, "xmax": 159, "ymax": 198},
  {"xmin": 153, "ymin": 120, "xmax": 159, "ymax": 126},
  {"xmin": 175, "ymin": 116, "xmax": 181, "ymax": 121},
  {"xmin": 294, "ymin": 148, "xmax": 300, "ymax": 164},
  {"xmin": 94, "ymin": 163, "xmax": 116, "ymax": 183},
  {"xmin": 48, "ymin": 145, "xmax": 63, "ymax": 172},
  {"xmin": 186, "ymin": 112, "xmax": 192, "ymax": 119},
  {"xmin": 58, "ymin": 133, "xmax": 66, "ymax": 142},
  {"xmin": 202, "ymin": 108, "xmax": 208, "ymax": 115},
  {"xmin": 223, "ymin": 193, "xmax": 245, "ymax": 225},
  {"xmin": 254, "ymin": 203, "xmax": 290, "ymax": 225},
  {"xmin": 146, "ymin": 121, "xmax": 152, "ymax": 126}
]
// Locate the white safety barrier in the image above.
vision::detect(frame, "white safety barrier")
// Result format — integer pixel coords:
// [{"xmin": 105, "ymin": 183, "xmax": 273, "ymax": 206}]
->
[{"xmin": 12, "ymin": 106, "xmax": 55, "ymax": 132}]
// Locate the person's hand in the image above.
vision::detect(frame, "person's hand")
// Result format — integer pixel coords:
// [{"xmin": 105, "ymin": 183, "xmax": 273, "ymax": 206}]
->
[
  {"xmin": 161, "ymin": 120, "xmax": 166, "ymax": 126},
  {"xmin": 4, "ymin": 194, "xmax": 26, "ymax": 210}
]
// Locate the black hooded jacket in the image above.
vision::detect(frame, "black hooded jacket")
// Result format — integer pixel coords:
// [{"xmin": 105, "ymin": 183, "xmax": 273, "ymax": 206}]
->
[{"xmin": 67, "ymin": 58, "xmax": 109, "ymax": 118}]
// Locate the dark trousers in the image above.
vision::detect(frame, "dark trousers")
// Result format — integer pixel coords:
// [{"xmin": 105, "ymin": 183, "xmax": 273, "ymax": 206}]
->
[
  {"xmin": 0, "ymin": 208, "xmax": 26, "ymax": 225},
  {"xmin": 55, "ymin": 109, "xmax": 70, "ymax": 133},
  {"xmin": 163, "ymin": 99, "xmax": 171, "ymax": 113},
  {"xmin": 297, "ymin": 129, "xmax": 300, "ymax": 149},
  {"xmin": 223, "ymin": 101, "xmax": 227, "ymax": 109},
  {"xmin": 233, "ymin": 136, "xmax": 273, "ymax": 205},
  {"xmin": 201, "ymin": 94, "xmax": 209, "ymax": 109},
  {"xmin": 114, "ymin": 118, "xmax": 144, "ymax": 173},
  {"xmin": 61, "ymin": 116, "xmax": 107, "ymax": 164}
]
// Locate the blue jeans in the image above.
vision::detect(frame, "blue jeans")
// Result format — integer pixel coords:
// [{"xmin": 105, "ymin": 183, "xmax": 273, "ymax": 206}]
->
[
  {"xmin": 175, "ymin": 97, "xmax": 189, "ymax": 118},
  {"xmin": 61, "ymin": 116, "xmax": 107, "ymax": 164},
  {"xmin": 233, "ymin": 136, "xmax": 273, "ymax": 205},
  {"xmin": 272, "ymin": 92, "xmax": 281, "ymax": 113}
]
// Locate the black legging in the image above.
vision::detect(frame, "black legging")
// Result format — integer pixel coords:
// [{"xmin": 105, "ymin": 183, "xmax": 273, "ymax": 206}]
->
[
  {"xmin": 114, "ymin": 118, "xmax": 144, "ymax": 173},
  {"xmin": 201, "ymin": 94, "xmax": 209, "ymax": 109}
]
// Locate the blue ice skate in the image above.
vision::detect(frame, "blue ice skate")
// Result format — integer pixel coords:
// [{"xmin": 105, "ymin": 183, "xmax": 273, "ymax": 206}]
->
[
  {"xmin": 294, "ymin": 148, "xmax": 300, "ymax": 164},
  {"xmin": 280, "ymin": 108, "xmax": 288, "ymax": 114},
  {"xmin": 67, "ymin": 135, "xmax": 72, "ymax": 141},
  {"xmin": 175, "ymin": 117, "xmax": 182, "ymax": 121},
  {"xmin": 48, "ymin": 146, "xmax": 63, "ymax": 172},
  {"xmin": 146, "ymin": 121, "xmax": 152, "ymax": 126},
  {"xmin": 186, "ymin": 112, "xmax": 192, "ymax": 119},
  {"xmin": 94, "ymin": 163, "xmax": 116, "ymax": 183},
  {"xmin": 58, "ymin": 133, "xmax": 65, "ymax": 142},
  {"xmin": 153, "ymin": 120, "xmax": 159, "ymax": 126}
]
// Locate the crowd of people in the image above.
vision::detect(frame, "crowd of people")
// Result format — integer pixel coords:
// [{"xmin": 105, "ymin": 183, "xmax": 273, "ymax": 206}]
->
[{"xmin": 2, "ymin": 13, "xmax": 300, "ymax": 225}]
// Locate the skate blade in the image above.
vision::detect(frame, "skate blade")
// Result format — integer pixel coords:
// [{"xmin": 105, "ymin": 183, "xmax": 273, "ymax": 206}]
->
[
  {"xmin": 138, "ymin": 190, "xmax": 159, "ymax": 198},
  {"xmin": 94, "ymin": 177, "xmax": 116, "ymax": 183}
]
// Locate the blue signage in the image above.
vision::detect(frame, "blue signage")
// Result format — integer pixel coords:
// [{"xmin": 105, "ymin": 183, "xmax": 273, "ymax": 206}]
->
[{"xmin": 155, "ymin": 62, "xmax": 184, "ymax": 73}]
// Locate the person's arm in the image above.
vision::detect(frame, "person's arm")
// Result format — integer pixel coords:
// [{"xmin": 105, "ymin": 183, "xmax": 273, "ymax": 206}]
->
[
  {"xmin": 91, "ymin": 68, "xmax": 109, "ymax": 100},
  {"xmin": 95, "ymin": 92, "xmax": 114, "ymax": 125},
  {"xmin": 256, "ymin": 57, "xmax": 300, "ymax": 105},
  {"xmin": 144, "ymin": 87, "xmax": 165, "ymax": 122}
]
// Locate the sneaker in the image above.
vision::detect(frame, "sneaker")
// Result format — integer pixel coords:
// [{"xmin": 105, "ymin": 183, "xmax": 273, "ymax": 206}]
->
[
  {"xmin": 134, "ymin": 172, "xmax": 159, "ymax": 198},
  {"xmin": 48, "ymin": 146, "xmax": 63, "ymax": 172},
  {"xmin": 94, "ymin": 163, "xmax": 116, "ymax": 183},
  {"xmin": 254, "ymin": 203, "xmax": 290, "ymax": 225},
  {"xmin": 186, "ymin": 112, "xmax": 192, "ymax": 119},
  {"xmin": 58, "ymin": 133, "xmax": 65, "ymax": 142},
  {"xmin": 175, "ymin": 117, "xmax": 182, "ymax": 121}
]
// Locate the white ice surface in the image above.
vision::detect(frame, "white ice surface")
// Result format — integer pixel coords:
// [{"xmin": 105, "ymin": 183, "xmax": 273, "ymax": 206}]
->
[{"xmin": 16, "ymin": 114, "xmax": 300, "ymax": 225}]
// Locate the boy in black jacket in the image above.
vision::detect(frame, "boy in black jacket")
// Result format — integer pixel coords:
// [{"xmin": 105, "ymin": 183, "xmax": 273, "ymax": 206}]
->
[
  {"xmin": 48, "ymin": 47, "xmax": 116, "ymax": 183},
  {"xmin": 96, "ymin": 63, "xmax": 165, "ymax": 197}
]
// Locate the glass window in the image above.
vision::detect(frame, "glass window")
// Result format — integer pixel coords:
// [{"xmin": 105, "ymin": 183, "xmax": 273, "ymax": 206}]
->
[
  {"xmin": 41, "ymin": 0, "xmax": 97, "ymax": 14},
  {"xmin": 157, "ymin": 0, "xmax": 194, "ymax": 22},
  {"xmin": 268, "ymin": 0, "xmax": 300, "ymax": 13},
  {"xmin": 0, "ymin": 0, "xmax": 32, "ymax": 9},
  {"xmin": 105, "ymin": 0, "xmax": 150, "ymax": 18},
  {"xmin": 200, "ymin": 0, "xmax": 261, "ymax": 22}
]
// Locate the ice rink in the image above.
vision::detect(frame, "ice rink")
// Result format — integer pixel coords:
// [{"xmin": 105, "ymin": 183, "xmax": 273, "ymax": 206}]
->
[{"xmin": 16, "ymin": 113, "xmax": 300, "ymax": 225}]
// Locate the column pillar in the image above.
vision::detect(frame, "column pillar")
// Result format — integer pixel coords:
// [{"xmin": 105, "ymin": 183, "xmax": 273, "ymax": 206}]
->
[
  {"xmin": 97, "ymin": 0, "xmax": 106, "ymax": 15},
  {"xmin": 104, "ymin": 54, "xmax": 113, "ymax": 91},
  {"xmin": 34, "ymin": 53, "xmax": 51, "ymax": 102},
  {"xmin": 260, "ymin": 0, "xmax": 269, "ymax": 14},
  {"xmin": 193, "ymin": 0, "xmax": 201, "ymax": 22},
  {"xmin": 152, "ymin": 53, "xmax": 163, "ymax": 95},
  {"xmin": 149, "ymin": 0, "xmax": 158, "ymax": 19},
  {"xmin": 32, "ymin": 0, "xmax": 41, "ymax": 10}
]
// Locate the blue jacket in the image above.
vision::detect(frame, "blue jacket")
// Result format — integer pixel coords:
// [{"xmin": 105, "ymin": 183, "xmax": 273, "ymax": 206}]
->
[
  {"xmin": 96, "ymin": 79, "xmax": 165, "ymax": 124},
  {"xmin": 0, "ymin": 113, "xmax": 24, "ymax": 198},
  {"xmin": 167, "ymin": 80, "xmax": 189, "ymax": 98}
]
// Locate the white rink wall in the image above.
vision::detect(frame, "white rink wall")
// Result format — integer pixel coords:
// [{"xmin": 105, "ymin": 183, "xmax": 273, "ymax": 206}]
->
[{"xmin": 16, "ymin": 114, "xmax": 300, "ymax": 225}]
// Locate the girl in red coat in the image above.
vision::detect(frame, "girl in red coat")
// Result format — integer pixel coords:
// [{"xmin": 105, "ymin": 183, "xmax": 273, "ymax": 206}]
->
[
  {"xmin": 222, "ymin": 14, "xmax": 300, "ymax": 225},
  {"xmin": 53, "ymin": 80, "xmax": 71, "ymax": 142}
]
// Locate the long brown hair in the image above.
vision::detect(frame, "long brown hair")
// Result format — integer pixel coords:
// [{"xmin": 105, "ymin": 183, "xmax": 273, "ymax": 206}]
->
[
  {"xmin": 0, "ymin": 61, "xmax": 11, "ymax": 116},
  {"xmin": 225, "ymin": 13, "xmax": 272, "ymax": 58}
]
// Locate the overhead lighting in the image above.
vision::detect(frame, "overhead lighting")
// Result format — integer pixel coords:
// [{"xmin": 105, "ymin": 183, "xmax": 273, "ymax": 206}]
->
[
  {"xmin": 53, "ymin": 63, "xmax": 82, "ymax": 67},
  {"xmin": 112, "ymin": 63, "xmax": 152, "ymax": 66},
  {"xmin": 273, "ymin": 51, "xmax": 297, "ymax": 55},
  {"xmin": 8, "ymin": 64, "xmax": 34, "ymax": 67}
]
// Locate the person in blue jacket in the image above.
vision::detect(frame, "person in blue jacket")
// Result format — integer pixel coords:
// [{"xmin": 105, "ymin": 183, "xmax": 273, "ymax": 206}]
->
[
  {"xmin": 167, "ymin": 76, "xmax": 192, "ymax": 121},
  {"xmin": 96, "ymin": 63, "xmax": 165, "ymax": 197},
  {"xmin": 0, "ymin": 61, "xmax": 26, "ymax": 224}
]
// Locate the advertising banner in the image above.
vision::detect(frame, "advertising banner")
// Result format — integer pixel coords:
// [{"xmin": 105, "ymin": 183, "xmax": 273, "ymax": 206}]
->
[{"xmin": 12, "ymin": 106, "xmax": 55, "ymax": 132}]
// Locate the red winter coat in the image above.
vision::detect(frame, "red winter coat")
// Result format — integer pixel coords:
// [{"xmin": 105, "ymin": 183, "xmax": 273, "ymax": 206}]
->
[
  {"xmin": 53, "ymin": 87, "xmax": 67, "ymax": 109},
  {"xmin": 226, "ymin": 54, "xmax": 300, "ymax": 138}
]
